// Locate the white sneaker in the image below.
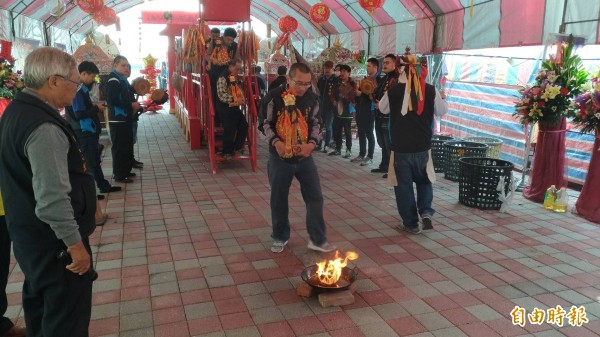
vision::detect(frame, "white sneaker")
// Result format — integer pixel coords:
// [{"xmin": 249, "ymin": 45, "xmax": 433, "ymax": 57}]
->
[
  {"xmin": 307, "ymin": 240, "xmax": 337, "ymax": 253},
  {"xmin": 360, "ymin": 157, "xmax": 373, "ymax": 166},
  {"xmin": 350, "ymin": 155, "xmax": 365, "ymax": 163},
  {"xmin": 271, "ymin": 240, "xmax": 288, "ymax": 253}
]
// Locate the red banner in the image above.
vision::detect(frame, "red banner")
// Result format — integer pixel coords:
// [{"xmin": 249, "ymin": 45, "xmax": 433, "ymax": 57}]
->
[{"xmin": 202, "ymin": 0, "xmax": 250, "ymax": 22}]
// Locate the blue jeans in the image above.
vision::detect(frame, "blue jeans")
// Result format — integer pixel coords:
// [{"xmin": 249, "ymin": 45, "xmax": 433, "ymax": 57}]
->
[
  {"xmin": 393, "ymin": 151, "xmax": 435, "ymax": 228},
  {"xmin": 267, "ymin": 155, "xmax": 327, "ymax": 245},
  {"xmin": 323, "ymin": 110, "xmax": 334, "ymax": 147}
]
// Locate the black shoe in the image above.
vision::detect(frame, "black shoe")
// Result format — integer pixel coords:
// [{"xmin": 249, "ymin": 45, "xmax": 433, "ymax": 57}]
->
[
  {"xmin": 422, "ymin": 215, "xmax": 433, "ymax": 230},
  {"xmin": 371, "ymin": 168, "xmax": 387, "ymax": 173},
  {"xmin": 100, "ymin": 186, "xmax": 122, "ymax": 193},
  {"xmin": 126, "ymin": 172, "xmax": 136, "ymax": 177},
  {"xmin": 114, "ymin": 177, "xmax": 133, "ymax": 183},
  {"xmin": 132, "ymin": 163, "xmax": 143, "ymax": 169},
  {"xmin": 133, "ymin": 159, "xmax": 144, "ymax": 165},
  {"xmin": 97, "ymin": 194, "xmax": 105, "ymax": 200}
]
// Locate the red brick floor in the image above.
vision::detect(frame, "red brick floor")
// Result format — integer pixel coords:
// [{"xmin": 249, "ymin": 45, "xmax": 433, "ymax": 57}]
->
[{"xmin": 5, "ymin": 111, "xmax": 600, "ymax": 337}]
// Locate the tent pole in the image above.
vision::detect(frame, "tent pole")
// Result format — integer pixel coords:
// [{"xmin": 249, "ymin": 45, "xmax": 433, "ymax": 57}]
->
[
  {"xmin": 560, "ymin": 0, "xmax": 568, "ymax": 33},
  {"xmin": 367, "ymin": 30, "xmax": 371, "ymax": 56}
]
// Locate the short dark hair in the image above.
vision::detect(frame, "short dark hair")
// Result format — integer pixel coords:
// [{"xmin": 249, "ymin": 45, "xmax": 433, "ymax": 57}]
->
[
  {"xmin": 334, "ymin": 64, "xmax": 342, "ymax": 70},
  {"xmin": 210, "ymin": 27, "xmax": 220, "ymax": 34},
  {"xmin": 289, "ymin": 62, "xmax": 312, "ymax": 79},
  {"xmin": 339, "ymin": 64, "xmax": 351, "ymax": 73},
  {"xmin": 223, "ymin": 27, "xmax": 237, "ymax": 38},
  {"xmin": 255, "ymin": 65, "xmax": 262, "ymax": 73},
  {"xmin": 323, "ymin": 60, "xmax": 334, "ymax": 69},
  {"xmin": 277, "ymin": 65, "xmax": 287, "ymax": 75},
  {"xmin": 78, "ymin": 61, "xmax": 99, "ymax": 74},
  {"xmin": 384, "ymin": 53, "xmax": 396, "ymax": 61},
  {"xmin": 367, "ymin": 58, "xmax": 379, "ymax": 67},
  {"xmin": 113, "ymin": 55, "xmax": 128, "ymax": 66}
]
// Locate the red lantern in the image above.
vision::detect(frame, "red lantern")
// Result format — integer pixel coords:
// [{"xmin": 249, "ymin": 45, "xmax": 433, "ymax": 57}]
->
[
  {"xmin": 310, "ymin": 3, "xmax": 330, "ymax": 25},
  {"xmin": 93, "ymin": 6, "xmax": 117, "ymax": 26},
  {"xmin": 278, "ymin": 16, "xmax": 298, "ymax": 34},
  {"xmin": 358, "ymin": 0, "xmax": 385, "ymax": 15},
  {"xmin": 76, "ymin": 0, "xmax": 104, "ymax": 14}
]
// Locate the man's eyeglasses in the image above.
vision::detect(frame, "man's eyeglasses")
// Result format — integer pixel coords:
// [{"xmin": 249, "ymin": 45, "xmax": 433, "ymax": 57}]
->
[
  {"xmin": 53, "ymin": 74, "xmax": 83, "ymax": 91},
  {"xmin": 291, "ymin": 79, "xmax": 312, "ymax": 88}
]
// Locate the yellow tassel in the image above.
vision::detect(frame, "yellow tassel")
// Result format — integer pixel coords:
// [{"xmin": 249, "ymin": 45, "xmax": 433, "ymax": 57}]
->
[{"xmin": 470, "ymin": 0, "xmax": 474, "ymax": 17}]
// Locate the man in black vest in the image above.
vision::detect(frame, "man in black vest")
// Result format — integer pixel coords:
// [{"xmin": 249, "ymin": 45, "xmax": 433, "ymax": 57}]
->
[
  {"xmin": 262, "ymin": 63, "xmax": 336, "ymax": 253},
  {"xmin": 0, "ymin": 47, "xmax": 97, "ymax": 337},
  {"xmin": 379, "ymin": 55, "xmax": 447, "ymax": 234}
]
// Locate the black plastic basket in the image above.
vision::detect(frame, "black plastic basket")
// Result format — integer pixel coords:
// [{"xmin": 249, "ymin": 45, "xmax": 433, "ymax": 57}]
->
[
  {"xmin": 458, "ymin": 157, "xmax": 514, "ymax": 210},
  {"xmin": 444, "ymin": 141, "xmax": 489, "ymax": 181},
  {"xmin": 431, "ymin": 135, "xmax": 457, "ymax": 173}
]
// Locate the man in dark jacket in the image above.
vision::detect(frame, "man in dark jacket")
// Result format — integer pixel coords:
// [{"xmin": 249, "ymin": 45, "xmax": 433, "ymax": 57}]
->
[
  {"xmin": 316, "ymin": 60, "xmax": 338, "ymax": 152},
  {"xmin": 262, "ymin": 63, "xmax": 336, "ymax": 254},
  {"xmin": 66, "ymin": 61, "xmax": 121, "ymax": 195},
  {"xmin": 268, "ymin": 65, "xmax": 287, "ymax": 92},
  {"xmin": 351, "ymin": 58, "xmax": 379, "ymax": 166},
  {"xmin": 106, "ymin": 55, "xmax": 137, "ymax": 183},
  {"xmin": 372, "ymin": 54, "xmax": 399, "ymax": 177},
  {"xmin": 0, "ymin": 47, "xmax": 96, "ymax": 337}
]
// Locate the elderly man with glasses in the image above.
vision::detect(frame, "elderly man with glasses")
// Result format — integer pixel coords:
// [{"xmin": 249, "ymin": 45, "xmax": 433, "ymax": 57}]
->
[
  {"xmin": 262, "ymin": 62, "xmax": 336, "ymax": 254},
  {"xmin": 0, "ymin": 47, "xmax": 97, "ymax": 337}
]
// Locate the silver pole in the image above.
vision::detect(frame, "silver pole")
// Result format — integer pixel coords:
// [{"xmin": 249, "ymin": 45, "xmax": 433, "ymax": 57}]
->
[{"xmin": 515, "ymin": 122, "xmax": 533, "ymax": 192}]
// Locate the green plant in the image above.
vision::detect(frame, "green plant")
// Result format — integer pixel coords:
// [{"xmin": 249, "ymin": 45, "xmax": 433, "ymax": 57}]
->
[
  {"xmin": 0, "ymin": 56, "xmax": 24, "ymax": 99},
  {"xmin": 514, "ymin": 35, "xmax": 589, "ymax": 126}
]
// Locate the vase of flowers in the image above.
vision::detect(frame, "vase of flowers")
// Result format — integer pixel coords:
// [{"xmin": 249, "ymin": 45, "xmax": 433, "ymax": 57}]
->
[
  {"xmin": 0, "ymin": 55, "xmax": 24, "ymax": 116},
  {"xmin": 514, "ymin": 35, "xmax": 588, "ymax": 202},
  {"xmin": 572, "ymin": 73, "xmax": 600, "ymax": 223}
]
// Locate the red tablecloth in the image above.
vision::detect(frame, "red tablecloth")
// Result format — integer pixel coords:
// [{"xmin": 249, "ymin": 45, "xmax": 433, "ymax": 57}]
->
[
  {"xmin": 575, "ymin": 135, "xmax": 600, "ymax": 224},
  {"xmin": 523, "ymin": 118, "xmax": 567, "ymax": 202}
]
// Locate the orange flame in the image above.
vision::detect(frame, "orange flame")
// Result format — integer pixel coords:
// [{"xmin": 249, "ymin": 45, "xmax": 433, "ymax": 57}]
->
[{"xmin": 315, "ymin": 251, "xmax": 359, "ymax": 286}]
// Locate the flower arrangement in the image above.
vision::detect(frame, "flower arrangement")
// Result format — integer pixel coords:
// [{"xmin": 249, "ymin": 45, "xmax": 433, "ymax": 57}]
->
[
  {"xmin": 514, "ymin": 35, "xmax": 588, "ymax": 126},
  {"xmin": 0, "ymin": 56, "xmax": 24, "ymax": 99},
  {"xmin": 571, "ymin": 73, "xmax": 600, "ymax": 135}
]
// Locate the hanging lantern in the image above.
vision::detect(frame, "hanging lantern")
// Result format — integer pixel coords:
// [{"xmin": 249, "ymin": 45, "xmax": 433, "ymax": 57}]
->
[
  {"xmin": 309, "ymin": 3, "xmax": 330, "ymax": 25},
  {"xmin": 76, "ymin": 0, "xmax": 104, "ymax": 14},
  {"xmin": 278, "ymin": 16, "xmax": 298, "ymax": 34},
  {"xmin": 93, "ymin": 6, "xmax": 117, "ymax": 26},
  {"xmin": 358, "ymin": 0, "xmax": 385, "ymax": 16}
]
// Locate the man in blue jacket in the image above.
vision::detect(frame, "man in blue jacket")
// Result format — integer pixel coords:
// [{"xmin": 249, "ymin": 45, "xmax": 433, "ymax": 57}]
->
[{"xmin": 66, "ymin": 61, "xmax": 121, "ymax": 196}]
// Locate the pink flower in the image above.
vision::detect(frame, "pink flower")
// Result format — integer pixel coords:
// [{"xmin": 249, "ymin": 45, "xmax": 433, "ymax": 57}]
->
[
  {"xmin": 559, "ymin": 87, "xmax": 569, "ymax": 95},
  {"xmin": 532, "ymin": 88, "xmax": 540, "ymax": 95}
]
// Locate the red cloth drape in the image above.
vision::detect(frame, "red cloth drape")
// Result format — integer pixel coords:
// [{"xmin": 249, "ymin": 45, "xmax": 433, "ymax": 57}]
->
[
  {"xmin": 523, "ymin": 117, "xmax": 567, "ymax": 202},
  {"xmin": 0, "ymin": 98, "xmax": 10, "ymax": 117},
  {"xmin": 575, "ymin": 134, "xmax": 600, "ymax": 224}
]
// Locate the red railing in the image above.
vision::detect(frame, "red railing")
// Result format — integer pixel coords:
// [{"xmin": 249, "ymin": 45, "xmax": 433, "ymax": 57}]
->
[{"xmin": 175, "ymin": 71, "xmax": 257, "ymax": 174}]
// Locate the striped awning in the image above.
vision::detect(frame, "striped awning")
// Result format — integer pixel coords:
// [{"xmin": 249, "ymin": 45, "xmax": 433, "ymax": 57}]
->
[{"xmin": 1, "ymin": 0, "xmax": 599, "ymax": 53}]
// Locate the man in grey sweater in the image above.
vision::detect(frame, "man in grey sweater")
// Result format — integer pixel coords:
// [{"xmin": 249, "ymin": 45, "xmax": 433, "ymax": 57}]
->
[{"xmin": 0, "ymin": 47, "xmax": 97, "ymax": 337}]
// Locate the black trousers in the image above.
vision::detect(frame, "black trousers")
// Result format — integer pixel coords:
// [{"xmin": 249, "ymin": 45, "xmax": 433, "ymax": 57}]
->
[
  {"xmin": 109, "ymin": 121, "xmax": 133, "ymax": 179},
  {"xmin": 333, "ymin": 117, "xmax": 352, "ymax": 152},
  {"xmin": 0, "ymin": 216, "xmax": 14, "ymax": 335},
  {"xmin": 375, "ymin": 117, "xmax": 391, "ymax": 169},
  {"xmin": 12, "ymin": 237, "xmax": 94, "ymax": 337},
  {"xmin": 75, "ymin": 131, "xmax": 111, "ymax": 192},
  {"xmin": 356, "ymin": 112, "xmax": 375, "ymax": 158},
  {"xmin": 220, "ymin": 107, "xmax": 248, "ymax": 155}
]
